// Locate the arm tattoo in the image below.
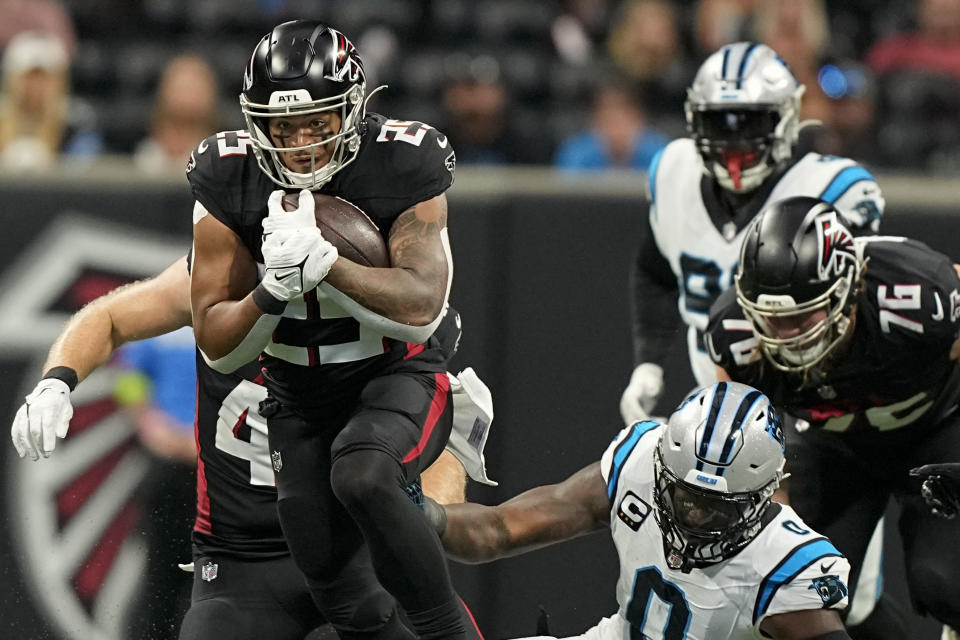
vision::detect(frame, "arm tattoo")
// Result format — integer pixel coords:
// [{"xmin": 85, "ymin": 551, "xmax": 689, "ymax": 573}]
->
[
  {"xmin": 327, "ymin": 197, "xmax": 448, "ymax": 323},
  {"xmin": 389, "ymin": 198, "xmax": 447, "ymax": 267}
]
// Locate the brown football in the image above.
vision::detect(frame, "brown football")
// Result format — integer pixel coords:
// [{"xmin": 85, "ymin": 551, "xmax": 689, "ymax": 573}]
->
[{"xmin": 282, "ymin": 192, "xmax": 390, "ymax": 268}]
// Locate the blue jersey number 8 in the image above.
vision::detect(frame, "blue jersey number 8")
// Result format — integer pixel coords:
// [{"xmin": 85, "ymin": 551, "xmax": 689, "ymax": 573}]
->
[{"xmin": 625, "ymin": 566, "xmax": 691, "ymax": 639}]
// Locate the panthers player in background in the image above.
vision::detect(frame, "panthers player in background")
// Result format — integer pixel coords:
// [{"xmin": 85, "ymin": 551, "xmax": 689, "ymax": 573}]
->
[
  {"xmin": 187, "ymin": 20, "xmax": 468, "ymax": 639},
  {"xmin": 620, "ymin": 42, "xmax": 884, "ymax": 425},
  {"xmin": 707, "ymin": 197, "xmax": 960, "ymax": 637},
  {"xmin": 426, "ymin": 382, "xmax": 854, "ymax": 639},
  {"xmin": 10, "ymin": 256, "xmax": 486, "ymax": 640}
]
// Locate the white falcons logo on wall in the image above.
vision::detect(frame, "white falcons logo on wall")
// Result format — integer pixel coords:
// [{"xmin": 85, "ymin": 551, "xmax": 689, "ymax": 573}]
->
[{"xmin": 2, "ymin": 215, "xmax": 185, "ymax": 640}]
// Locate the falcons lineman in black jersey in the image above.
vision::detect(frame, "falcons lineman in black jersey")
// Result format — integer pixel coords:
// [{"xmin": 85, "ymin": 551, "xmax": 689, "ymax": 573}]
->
[
  {"xmin": 189, "ymin": 20, "xmax": 467, "ymax": 639},
  {"xmin": 706, "ymin": 196, "xmax": 960, "ymax": 631}
]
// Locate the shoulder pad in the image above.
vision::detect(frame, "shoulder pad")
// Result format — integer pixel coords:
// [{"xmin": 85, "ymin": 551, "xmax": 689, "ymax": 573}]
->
[
  {"xmin": 600, "ymin": 421, "xmax": 662, "ymax": 500},
  {"xmin": 186, "ymin": 131, "xmax": 258, "ymax": 228},
  {"xmin": 362, "ymin": 117, "xmax": 455, "ymax": 202}
]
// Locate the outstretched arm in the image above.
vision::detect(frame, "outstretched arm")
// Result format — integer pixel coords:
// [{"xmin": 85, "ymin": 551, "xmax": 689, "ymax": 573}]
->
[
  {"xmin": 190, "ymin": 210, "xmax": 271, "ymax": 367},
  {"xmin": 437, "ymin": 462, "xmax": 610, "ymax": 564},
  {"xmin": 46, "ymin": 257, "xmax": 193, "ymax": 382},
  {"xmin": 12, "ymin": 257, "xmax": 193, "ymax": 460}
]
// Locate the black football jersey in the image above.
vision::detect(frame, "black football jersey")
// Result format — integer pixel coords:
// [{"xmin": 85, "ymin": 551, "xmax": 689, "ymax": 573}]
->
[
  {"xmin": 186, "ymin": 114, "xmax": 456, "ymax": 409},
  {"xmin": 706, "ymin": 237, "xmax": 960, "ymax": 433},
  {"xmin": 189, "ymin": 302, "xmax": 462, "ymax": 559},
  {"xmin": 192, "ymin": 354, "xmax": 287, "ymax": 558}
]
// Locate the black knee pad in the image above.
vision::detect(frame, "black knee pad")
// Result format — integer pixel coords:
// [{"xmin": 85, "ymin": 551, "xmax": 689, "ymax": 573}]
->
[
  {"xmin": 330, "ymin": 449, "xmax": 403, "ymax": 510},
  {"xmin": 310, "ymin": 576, "xmax": 414, "ymax": 640}
]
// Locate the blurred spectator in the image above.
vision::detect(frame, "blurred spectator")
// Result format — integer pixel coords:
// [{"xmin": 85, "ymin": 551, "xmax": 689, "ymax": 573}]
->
[
  {"xmin": 551, "ymin": 0, "xmax": 613, "ymax": 65},
  {"xmin": 866, "ymin": 0, "xmax": 960, "ymax": 171},
  {"xmin": 867, "ymin": 0, "xmax": 960, "ymax": 81},
  {"xmin": 751, "ymin": 0, "xmax": 832, "ymax": 123},
  {"xmin": 115, "ymin": 328, "xmax": 197, "ymax": 639},
  {"xmin": 606, "ymin": 0, "xmax": 691, "ymax": 119},
  {"xmin": 116, "ymin": 329, "xmax": 198, "ymax": 463},
  {"xmin": 0, "ymin": 31, "xmax": 101, "ymax": 171},
  {"xmin": 693, "ymin": 0, "xmax": 755, "ymax": 56},
  {"xmin": 554, "ymin": 78, "xmax": 667, "ymax": 171},
  {"xmin": 438, "ymin": 55, "xmax": 549, "ymax": 164},
  {"xmin": 133, "ymin": 54, "xmax": 221, "ymax": 174},
  {"xmin": 809, "ymin": 60, "xmax": 881, "ymax": 166},
  {"xmin": 0, "ymin": 0, "xmax": 76, "ymax": 54}
]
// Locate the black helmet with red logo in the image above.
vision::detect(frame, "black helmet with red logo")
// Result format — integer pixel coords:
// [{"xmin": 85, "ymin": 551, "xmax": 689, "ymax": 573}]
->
[{"xmin": 240, "ymin": 20, "xmax": 367, "ymax": 189}]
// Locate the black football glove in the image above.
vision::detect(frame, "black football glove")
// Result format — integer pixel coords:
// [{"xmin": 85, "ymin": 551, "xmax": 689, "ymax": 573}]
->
[{"xmin": 910, "ymin": 462, "xmax": 960, "ymax": 519}]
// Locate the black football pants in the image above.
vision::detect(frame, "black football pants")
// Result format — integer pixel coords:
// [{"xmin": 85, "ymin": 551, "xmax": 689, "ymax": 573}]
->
[
  {"xmin": 785, "ymin": 413, "xmax": 960, "ymax": 634},
  {"xmin": 266, "ymin": 368, "xmax": 465, "ymax": 639}
]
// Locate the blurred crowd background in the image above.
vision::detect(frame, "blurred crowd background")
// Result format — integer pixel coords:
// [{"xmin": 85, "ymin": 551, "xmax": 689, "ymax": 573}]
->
[{"xmin": 3, "ymin": 0, "xmax": 960, "ymax": 177}]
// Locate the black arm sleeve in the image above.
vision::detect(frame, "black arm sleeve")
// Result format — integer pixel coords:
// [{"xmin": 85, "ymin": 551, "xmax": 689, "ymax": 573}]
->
[{"xmin": 629, "ymin": 215, "xmax": 681, "ymax": 366}]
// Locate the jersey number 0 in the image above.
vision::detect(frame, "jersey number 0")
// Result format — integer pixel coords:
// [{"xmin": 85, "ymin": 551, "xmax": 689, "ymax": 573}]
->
[{"xmin": 626, "ymin": 566, "xmax": 691, "ymax": 639}]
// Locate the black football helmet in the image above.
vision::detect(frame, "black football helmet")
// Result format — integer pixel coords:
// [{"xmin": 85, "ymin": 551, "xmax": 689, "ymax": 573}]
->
[
  {"xmin": 240, "ymin": 20, "xmax": 367, "ymax": 189},
  {"xmin": 735, "ymin": 196, "xmax": 862, "ymax": 374}
]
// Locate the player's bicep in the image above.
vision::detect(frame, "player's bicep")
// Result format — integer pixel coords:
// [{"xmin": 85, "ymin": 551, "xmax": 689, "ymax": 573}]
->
[
  {"xmin": 758, "ymin": 554, "xmax": 850, "ymax": 631},
  {"xmin": 388, "ymin": 194, "xmax": 448, "ymax": 274},
  {"xmin": 190, "ymin": 207, "xmax": 257, "ymax": 320},
  {"xmin": 387, "ymin": 193, "xmax": 451, "ymax": 310}
]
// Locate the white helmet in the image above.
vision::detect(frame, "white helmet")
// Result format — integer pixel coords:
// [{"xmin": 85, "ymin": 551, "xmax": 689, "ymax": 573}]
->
[
  {"xmin": 685, "ymin": 42, "xmax": 804, "ymax": 193},
  {"xmin": 654, "ymin": 381, "xmax": 785, "ymax": 571}
]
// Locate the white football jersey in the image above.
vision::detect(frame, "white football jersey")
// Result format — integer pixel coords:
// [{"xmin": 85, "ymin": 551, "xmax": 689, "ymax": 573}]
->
[
  {"xmin": 647, "ymin": 138, "xmax": 884, "ymax": 386},
  {"xmin": 592, "ymin": 421, "xmax": 850, "ymax": 640}
]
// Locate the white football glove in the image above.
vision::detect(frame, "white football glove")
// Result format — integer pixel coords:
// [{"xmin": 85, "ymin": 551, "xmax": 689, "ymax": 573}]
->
[
  {"xmin": 260, "ymin": 227, "xmax": 338, "ymax": 301},
  {"xmin": 619, "ymin": 362, "xmax": 664, "ymax": 426},
  {"xmin": 262, "ymin": 189, "xmax": 315, "ymax": 238},
  {"xmin": 11, "ymin": 378, "xmax": 74, "ymax": 461}
]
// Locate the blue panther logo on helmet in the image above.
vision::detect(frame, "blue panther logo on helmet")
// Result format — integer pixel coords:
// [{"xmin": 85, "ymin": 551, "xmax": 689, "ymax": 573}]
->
[{"xmin": 764, "ymin": 406, "xmax": 785, "ymax": 450}]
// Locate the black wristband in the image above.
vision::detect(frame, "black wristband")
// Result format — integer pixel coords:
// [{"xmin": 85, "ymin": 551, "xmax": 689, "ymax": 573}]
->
[
  {"xmin": 42, "ymin": 366, "xmax": 79, "ymax": 392},
  {"xmin": 253, "ymin": 283, "xmax": 288, "ymax": 315}
]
